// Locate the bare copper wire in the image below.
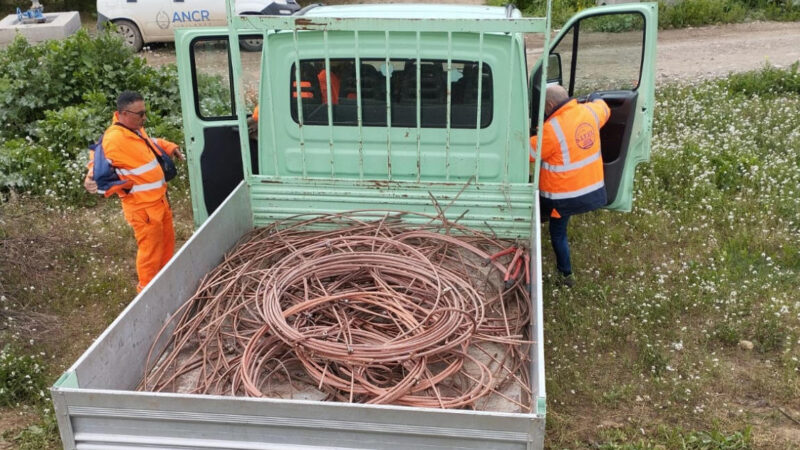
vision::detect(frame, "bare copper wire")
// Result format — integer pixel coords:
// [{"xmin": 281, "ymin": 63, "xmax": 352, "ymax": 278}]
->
[{"xmin": 140, "ymin": 211, "xmax": 532, "ymax": 412}]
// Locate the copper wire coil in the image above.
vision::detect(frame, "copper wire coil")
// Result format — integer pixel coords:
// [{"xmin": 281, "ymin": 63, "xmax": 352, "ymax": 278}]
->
[{"xmin": 141, "ymin": 211, "xmax": 533, "ymax": 412}]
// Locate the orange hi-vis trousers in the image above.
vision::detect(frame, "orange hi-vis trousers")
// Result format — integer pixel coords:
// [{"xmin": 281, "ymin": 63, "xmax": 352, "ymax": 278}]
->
[{"xmin": 122, "ymin": 196, "xmax": 175, "ymax": 292}]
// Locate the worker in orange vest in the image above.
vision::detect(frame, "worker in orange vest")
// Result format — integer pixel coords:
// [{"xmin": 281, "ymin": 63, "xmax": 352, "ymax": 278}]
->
[
  {"xmin": 530, "ymin": 85, "xmax": 610, "ymax": 287},
  {"xmin": 318, "ymin": 67, "xmax": 340, "ymax": 105},
  {"xmin": 247, "ymin": 63, "xmax": 344, "ymax": 136},
  {"xmin": 247, "ymin": 105, "xmax": 260, "ymax": 139},
  {"xmin": 84, "ymin": 91, "xmax": 185, "ymax": 293}
]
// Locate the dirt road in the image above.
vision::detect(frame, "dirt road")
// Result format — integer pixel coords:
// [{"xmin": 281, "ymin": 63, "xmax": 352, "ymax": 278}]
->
[
  {"xmin": 142, "ymin": 20, "xmax": 800, "ymax": 82},
  {"xmin": 654, "ymin": 21, "xmax": 800, "ymax": 82}
]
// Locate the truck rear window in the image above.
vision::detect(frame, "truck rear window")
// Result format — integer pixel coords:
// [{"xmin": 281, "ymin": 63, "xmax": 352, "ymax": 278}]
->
[{"xmin": 290, "ymin": 58, "xmax": 493, "ymax": 129}]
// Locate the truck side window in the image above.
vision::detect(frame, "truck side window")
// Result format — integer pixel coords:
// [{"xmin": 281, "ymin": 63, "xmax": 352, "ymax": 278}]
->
[
  {"xmin": 290, "ymin": 58, "xmax": 492, "ymax": 129},
  {"xmin": 192, "ymin": 38, "xmax": 235, "ymax": 119},
  {"xmin": 551, "ymin": 13, "xmax": 645, "ymax": 97},
  {"xmin": 191, "ymin": 36, "xmax": 263, "ymax": 120}
]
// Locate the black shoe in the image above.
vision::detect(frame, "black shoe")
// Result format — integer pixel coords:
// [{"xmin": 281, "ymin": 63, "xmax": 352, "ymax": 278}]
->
[{"xmin": 560, "ymin": 273, "xmax": 575, "ymax": 288}]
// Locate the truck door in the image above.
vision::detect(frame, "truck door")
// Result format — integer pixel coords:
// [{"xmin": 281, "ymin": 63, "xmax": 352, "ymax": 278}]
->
[
  {"xmin": 175, "ymin": 29, "xmax": 262, "ymax": 226},
  {"xmin": 530, "ymin": 3, "xmax": 657, "ymax": 211}
]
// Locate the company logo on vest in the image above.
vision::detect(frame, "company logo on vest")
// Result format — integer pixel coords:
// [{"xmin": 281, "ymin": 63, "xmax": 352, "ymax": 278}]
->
[{"xmin": 575, "ymin": 122, "xmax": 595, "ymax": 150}]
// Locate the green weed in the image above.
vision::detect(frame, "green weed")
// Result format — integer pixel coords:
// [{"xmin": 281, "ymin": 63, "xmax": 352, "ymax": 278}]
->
[
  {"xmin": 598, "ymin": 424, "xmax": 752, "ymax": 449},
  {"xmin": 601, "ymin": 383, "xmax": 634, "ymax": 407},
  {"xmin": 0, "ymin": 345, "xmax": 48, "ymax": 407},
  {"xmin": 2, "ymin": 405, "xmax": 59, "ymax": 450},
  {"xmin": 754, "ymin": 316, "xmax": 788, "ymax": 354},
  {"xmin": 711, "ymin": 321, "xmax": 742, "ymax": 347}
]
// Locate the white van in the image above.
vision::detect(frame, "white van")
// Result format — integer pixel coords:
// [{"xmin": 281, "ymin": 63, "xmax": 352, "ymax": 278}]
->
[{"xmin": 97, "ymin": 0, "xmax": 300, "ymax": 51}]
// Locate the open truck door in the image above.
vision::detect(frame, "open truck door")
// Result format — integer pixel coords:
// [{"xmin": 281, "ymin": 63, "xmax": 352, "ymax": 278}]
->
[
  {"xmin": 176, "ymin": 30, "xmax": 262, "ymax": 226},
  {"xmin": 530, "ymin": 3, "xmax": 657, "ymax": 211}
]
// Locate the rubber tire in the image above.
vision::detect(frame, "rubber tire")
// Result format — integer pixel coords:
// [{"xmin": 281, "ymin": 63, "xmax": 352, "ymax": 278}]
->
[
  {"xmin": 114, "ymin": 19, "xmax": 143, "ymax": 52},
  {"xmin": 239, "ymin": 37, "xmax": 263, "ymax": 52},
  {"xmin": 238, "ymin": 12, "xmax": 263, "ymax": 52}
]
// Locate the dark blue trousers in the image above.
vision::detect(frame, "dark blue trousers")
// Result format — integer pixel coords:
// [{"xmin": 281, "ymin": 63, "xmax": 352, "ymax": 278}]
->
[{"xmin": 548, "ymin": 215, "xmax": 571, "ymax": 276}]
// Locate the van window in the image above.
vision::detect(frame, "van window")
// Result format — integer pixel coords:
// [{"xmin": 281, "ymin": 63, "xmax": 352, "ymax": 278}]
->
[
  {"xmin": 192, "ymin": 38, "xmax": 234, "ymax": 119},
  {"xmin": 289, "ymin": 58, "xmax": 493, "ymax": 128}
]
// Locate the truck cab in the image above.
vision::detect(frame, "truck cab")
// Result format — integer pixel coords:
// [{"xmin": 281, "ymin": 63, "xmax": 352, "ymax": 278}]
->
[{"xmin": 180, "ymin": 3, "xmax": 657, "ymax": 224}]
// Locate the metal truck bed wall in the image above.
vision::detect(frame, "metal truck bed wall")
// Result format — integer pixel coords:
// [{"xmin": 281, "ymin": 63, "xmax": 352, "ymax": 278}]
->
[{"xmin": 52, "ymin": 182, "xmax": 546, "ymax": 449}]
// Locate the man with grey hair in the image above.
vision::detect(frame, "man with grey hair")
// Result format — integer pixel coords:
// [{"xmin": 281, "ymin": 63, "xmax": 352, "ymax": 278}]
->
[{"xmin": 529, "ymin": 85, "xmax": 610, "ymax": 287}]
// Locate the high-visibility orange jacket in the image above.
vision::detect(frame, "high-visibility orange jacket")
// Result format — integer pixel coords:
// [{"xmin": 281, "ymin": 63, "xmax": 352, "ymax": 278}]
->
[
  {"xmin": 530, "ymin": 98, "xmax": 610, "ymax": 216},
  {"xmin": 318, "ymin": 69, "xmax": 340, "ymax": 105},
  {"xmin": 90, "ymin": 112, "xmax": 179, "ymax": 210}
]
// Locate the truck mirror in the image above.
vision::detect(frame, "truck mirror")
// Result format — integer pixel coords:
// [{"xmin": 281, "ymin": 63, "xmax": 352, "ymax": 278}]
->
[{"xmin": 546, "ymin": 53, "xmax": 562, "ymax": 84}]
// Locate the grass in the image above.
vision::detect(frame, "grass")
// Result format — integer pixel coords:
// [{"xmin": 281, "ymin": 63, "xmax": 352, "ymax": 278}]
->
[
  {"xmin": 596, "ymin": 424, "xmax": 753, "ymax": 449},
  {"xmin": 1, "ymin": 65, "xmax": 799, "ymax": 447},
  {"xmin": 540, "ymin": 63, "xmax": 800, "ymax": 447},
  {"xmin": 0, "ymin": 186, "xmax": 194, "ymax": 448}
]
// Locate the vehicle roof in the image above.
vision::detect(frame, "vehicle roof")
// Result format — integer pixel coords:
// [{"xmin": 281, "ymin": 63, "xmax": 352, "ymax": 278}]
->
[{"xmin": 300, "ymin": 4, "xmax": 521, "ymax": 20}]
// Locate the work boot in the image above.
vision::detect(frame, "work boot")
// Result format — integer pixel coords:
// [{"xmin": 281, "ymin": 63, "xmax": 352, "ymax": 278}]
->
[{"xmin": 559, "ymin": 273, "xmax": 575, "ymax": 288}]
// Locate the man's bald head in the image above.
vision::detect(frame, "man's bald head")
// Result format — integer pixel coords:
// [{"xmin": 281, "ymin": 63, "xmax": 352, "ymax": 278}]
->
[{"xmin": 545, "ymin": 85, "xmax": 569, "ymax": 116}]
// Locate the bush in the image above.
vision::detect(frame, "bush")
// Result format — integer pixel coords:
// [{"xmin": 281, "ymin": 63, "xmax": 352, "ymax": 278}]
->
[
  {"xmin": 0, "ymin": 30, "xmax": 185, "ymax": 204},
  {"xmin": 723, "ymin": 62, "xmax": 800, "ymax": 98},
  {"xmin": 0, "ymin": 138, "xmax": 89, "ymax": 203},
  {"xmin": 658, "ymin": 0, "xmax": 749, "ymax": 29},
  {"xmin": 498, "ymin": 0, "xmax": 800, "ymax": 28},
  {"xmin": 509, "ymin": 0, "xmax": 595, "ymax": 27},
  {"xmin": 0, "ymin": 92, "xmax": 111, "ymax": 202},
  {"xmin": 583, "ymin": 13, "xmax": 645, "ymax": 33},
  {"xmin": 0, "ymin": 345, "xmax": 48, "ymax": 407},
  {"xmin": 0, "ymin": 30, "xmax": 148, "ymax": 138}
]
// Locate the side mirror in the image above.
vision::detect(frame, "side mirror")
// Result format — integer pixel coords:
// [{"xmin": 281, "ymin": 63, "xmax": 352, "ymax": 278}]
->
[{"xmin": 546, "ymin": 53, "xmax": 562, "ymax": 85}]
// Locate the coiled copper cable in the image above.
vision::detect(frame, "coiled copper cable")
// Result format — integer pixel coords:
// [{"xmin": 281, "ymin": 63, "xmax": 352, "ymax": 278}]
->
[{"xmin": 141, "ymin": 211, "xmax": 532, "ymax": 412}]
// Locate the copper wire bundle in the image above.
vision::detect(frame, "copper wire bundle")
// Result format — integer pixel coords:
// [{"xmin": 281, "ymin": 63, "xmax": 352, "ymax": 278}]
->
[{"xmin": 140, "ymin": 211, "xmax": 533, "ymax": 412}]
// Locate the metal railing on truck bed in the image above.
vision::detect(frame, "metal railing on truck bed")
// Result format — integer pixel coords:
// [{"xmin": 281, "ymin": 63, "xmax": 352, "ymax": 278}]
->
[{"xmin": 220, "ymin": 2, "xmax": 551, "ymax": 238}]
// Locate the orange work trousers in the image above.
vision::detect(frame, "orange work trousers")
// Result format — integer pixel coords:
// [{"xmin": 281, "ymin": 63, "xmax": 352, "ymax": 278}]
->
[{"xmin": 122, "ymin": 196, "xmax": 175, "ymax": 292}]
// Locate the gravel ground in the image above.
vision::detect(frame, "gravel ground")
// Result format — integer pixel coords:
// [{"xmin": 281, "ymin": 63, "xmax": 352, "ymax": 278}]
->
[{"xmin": 139, "ymin": 18, "xmax": 800, "ymax": 83}]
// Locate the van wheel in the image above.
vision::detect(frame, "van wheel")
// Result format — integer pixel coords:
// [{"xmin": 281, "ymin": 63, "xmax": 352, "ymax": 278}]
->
[
  {"xmin": 114, "ymin": 20, "xmax": 143, "ymax": 52},
  {"xmin": 239, "ymin": 38, "xmax": 263, "ymax": 52}
]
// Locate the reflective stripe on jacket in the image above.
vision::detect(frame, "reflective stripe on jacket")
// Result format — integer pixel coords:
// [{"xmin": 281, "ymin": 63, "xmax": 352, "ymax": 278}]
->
[
  {"xmin": 100, "ymin": 112, "xmax": 178, "ymax": 209},
  {"xmin": 530, "ymin": 98, "xmax": 610, "ymax": 201}
]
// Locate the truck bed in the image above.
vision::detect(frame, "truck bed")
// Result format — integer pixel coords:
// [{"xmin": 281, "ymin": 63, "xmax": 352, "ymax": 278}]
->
[{"xmin": 52, "ymin": 183, "xmax": 546, "ymax": 449}]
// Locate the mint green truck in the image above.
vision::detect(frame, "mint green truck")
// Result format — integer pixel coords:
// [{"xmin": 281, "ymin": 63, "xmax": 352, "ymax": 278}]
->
[{"xmin": 52, "ymin": 2, "xmax": 657, "ymax": 448}]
